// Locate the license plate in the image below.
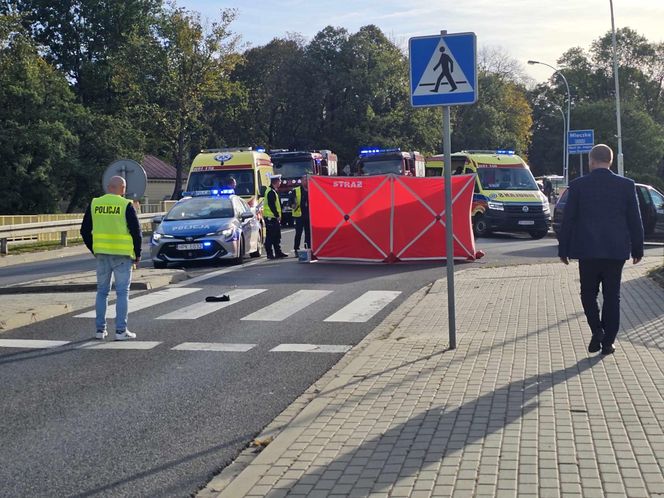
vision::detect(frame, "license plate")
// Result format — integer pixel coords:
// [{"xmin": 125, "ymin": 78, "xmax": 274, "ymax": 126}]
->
[
  {"xmin": 518, "ymin": 220, "xmax": 535, "ymax": 226},
  {"xmin": 176, "ymin": 243, "xmax": 204, "ymax": 250}
]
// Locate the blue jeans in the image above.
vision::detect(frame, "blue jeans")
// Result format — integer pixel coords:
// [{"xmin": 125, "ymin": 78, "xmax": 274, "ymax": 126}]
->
[{"xmin": 95, "ymin": 254, "xmax": 133, "ymax": 332}]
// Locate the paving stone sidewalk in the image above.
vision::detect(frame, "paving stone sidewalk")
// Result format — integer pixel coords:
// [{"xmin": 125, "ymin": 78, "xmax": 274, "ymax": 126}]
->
[{"xmin": 203, "ymin": 261, "xmax": 664, "ymax": 498}]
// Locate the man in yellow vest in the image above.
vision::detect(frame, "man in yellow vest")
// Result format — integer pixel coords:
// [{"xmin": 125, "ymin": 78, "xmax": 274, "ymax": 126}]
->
[
  {"xmin": 263, "ymin": 174, "xmax": 288, "ymax": 259},
  {"xmin": 289, "ymin": 175, "xmax": 310, "ymax": 254},
  {"xmin": 80, "ymin": 176, "xmax": 142, "ymax": 340}
]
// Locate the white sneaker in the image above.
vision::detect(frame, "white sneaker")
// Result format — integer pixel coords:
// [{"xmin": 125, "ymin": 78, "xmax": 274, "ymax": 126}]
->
[
  {"xmin": 115, "ymin": 330, "xmax": 137, "ymax": 341},
  {"xmin": 95, "ymin": 330, "xmax": 108, "ymax": 340}
]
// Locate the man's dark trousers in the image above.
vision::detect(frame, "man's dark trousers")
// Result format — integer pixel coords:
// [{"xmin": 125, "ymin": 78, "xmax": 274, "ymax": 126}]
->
[
  {"xmin": 294, "ymin": 216, "xmax": 310, "ymax": 251},
  {"xmin": 264, "ymin": 218, "xmax": 282, "ymax": 257},
  {"xmin": 579, "ymin": 258, "xmax": 626, "ymax": 347}
]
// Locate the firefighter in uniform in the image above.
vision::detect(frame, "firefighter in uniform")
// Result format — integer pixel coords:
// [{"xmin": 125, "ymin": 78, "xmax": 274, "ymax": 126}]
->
[
  {"xmin": 289, "ymin": 175, "xmax": 310, "ymax": 254},
  {"xmin": 263, "ymin": 174, "xmax": 288, "ymax": 259},
  {"xmin": 80, "ymin": 176, "xmax": 142, "ymax": 341}
]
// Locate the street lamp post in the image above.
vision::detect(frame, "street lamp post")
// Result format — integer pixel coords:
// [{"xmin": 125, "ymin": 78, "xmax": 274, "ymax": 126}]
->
[
  {"xmin": 609, "ymin": 0, "xmax": 624, "ymax": 176},
  {"xmin": 528, "ymin": 60, "xmax": 571, "ymax": 184},
  {"xmin": 552, "ymin": 104, "xmax": 567, "ymax": 176}
]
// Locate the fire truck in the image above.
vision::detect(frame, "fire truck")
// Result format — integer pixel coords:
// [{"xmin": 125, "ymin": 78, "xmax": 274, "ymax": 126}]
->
[
  {"xmin": 351, "ymin": 147, "xmax": 425, "ymax": 177},
  {"xmin": 269, "ymin": 149, "xmax": 338, "ymax": 226}
]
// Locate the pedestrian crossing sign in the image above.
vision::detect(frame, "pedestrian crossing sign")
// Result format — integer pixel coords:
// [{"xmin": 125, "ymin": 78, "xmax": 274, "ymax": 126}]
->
[{"xmin": 409, "ymin": 32, "xmax": 477, "ymax": 107}]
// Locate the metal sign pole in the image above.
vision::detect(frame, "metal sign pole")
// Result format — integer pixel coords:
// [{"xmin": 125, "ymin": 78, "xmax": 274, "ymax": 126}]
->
[{"xmin": 443, "ymin": 106, "xmax": 456, "ymax": 349}]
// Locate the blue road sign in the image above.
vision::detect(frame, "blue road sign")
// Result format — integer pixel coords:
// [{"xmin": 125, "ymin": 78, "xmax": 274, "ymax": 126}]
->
[
  {"xmin": 409, "ymin": 32, "xmax": 477, "ymax": 107},
  {"xmin": 568, "ymin": 129, "xmax": 594, "ymax": 154}
]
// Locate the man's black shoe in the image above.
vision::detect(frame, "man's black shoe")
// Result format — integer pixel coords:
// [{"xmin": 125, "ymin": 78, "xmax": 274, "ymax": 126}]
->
[
  {"xmin": 276, "ymin": 253, "xmax": 289, "ymax": 258},
  {"xmin": 601, "ymin": 345, "xmax": 615, "ymax": 355},
  {"xmin": 266, "ymin": 254, "xmax": 275, "ymax": 260},
  {"xmin": 588, "ymin": 334, "xmax": 603, "ymax": 353}
]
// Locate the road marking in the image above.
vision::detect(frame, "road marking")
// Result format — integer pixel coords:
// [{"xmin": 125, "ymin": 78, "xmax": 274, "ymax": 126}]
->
[
  {"xmin": 75, "ymin": 287, "xmax": 201, "ymax": 319},
  {"xmin": 324, "ymin": 290, "xmax": 402, "ymax": 322},
  {"xmin": 241, "ymin": 289, "xmax": 333, "ymax": 321},
  {"xmin": 172, "ymin": 343, "xmax": 256, "ymax": 352},
  {"xmin": 0, "ymin": 339, "xmax": 69, "ymax": 349},
  {"xmin": 77, "ymin": 341, "xmax": 161, "ymax": 350},
  {"xmin": 157, "ymin": 288, "xmax": 267, "ymax": 320},
  {"xmin": 170, "ymin": 260, "xmax": 264, "ymax": 288},
  {"xmin": 270, "ymin": 344, "xmax": 352, "ymax": 353}
]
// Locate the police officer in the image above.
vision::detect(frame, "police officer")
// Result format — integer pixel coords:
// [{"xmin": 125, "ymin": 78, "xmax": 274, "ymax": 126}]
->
[
  {"xmin": 263, "ymin": 174, "xmax": 288, "ymax": 259},
  {"xmin": 80, "ymin": 176, "xmax": 142, "ymax": 341},
  {"xmin": 290, "ymin": 175, "xmax": 310, "ymax": 254}
]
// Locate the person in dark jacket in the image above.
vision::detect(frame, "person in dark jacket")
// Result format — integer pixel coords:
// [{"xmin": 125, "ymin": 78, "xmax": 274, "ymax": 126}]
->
[
  {"xmin": 558, "ymin": 144, "xmax": 644, "ymax": 355},
  {"xmin": 80, "ymin": 176, "xmax": 142, "ymax": 341},
  {"xmin": 263, "ymin": 174, "xmax": 288, "ymax": 259},
  {"xmin": 289, "ymin": 175, "xmax": 310, "ymax": 254}
]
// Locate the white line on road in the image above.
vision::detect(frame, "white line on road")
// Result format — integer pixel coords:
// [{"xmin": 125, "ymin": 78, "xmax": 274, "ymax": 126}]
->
[
  {"xmin": 157, "ymin": 288, "xmax": 267, "ymax": 320},
  {"xmin": 241, "ymin": 289, "xmax": 333, "ymax": 321},
  {"xmin": 0, "ymin": 339, "xmax": 69, "ymax": 349},
  {"xmin": 77, "ymin": 341, "xmax": 161, "ymax": 350},
  {"xmin": 270, "ymin": 344, "xmax": 352, "ymax": 353},
  {"xmin": 172, "ymin": 343, "xmax": 256, "ymax": 352},
  {"xmin": 75, "ymin": 287, "xmax": 201, "ymax": 319},
  {"xmin": 324, "ymin": 290, "xmax": 402, "ymax": 323}
]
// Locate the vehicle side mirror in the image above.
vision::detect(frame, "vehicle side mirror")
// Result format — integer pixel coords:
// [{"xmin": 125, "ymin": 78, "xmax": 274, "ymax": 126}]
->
[
  {"xmin": 152, "ymin": 215, "xmax": 163, "ymax": 224},
  {"xmin": 240, "ymin": 211, "xmax": 254, "ymax": 221}
]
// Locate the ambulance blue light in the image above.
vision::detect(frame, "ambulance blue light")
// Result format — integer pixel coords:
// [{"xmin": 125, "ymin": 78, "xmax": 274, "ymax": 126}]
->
[
  {"xmin": 181, "ymin": 189, "xmax": 235, "ymax": 197},
  {"xmin": 496, "ymin": 150, "xmax": 515, "ymax": 155}
]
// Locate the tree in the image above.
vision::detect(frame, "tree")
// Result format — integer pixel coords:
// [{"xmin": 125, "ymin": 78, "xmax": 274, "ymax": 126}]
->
[
  {"xmin": 0, "ymin": 12, "xmax": 79, "ymax": 213},
  {"xmin": 112, "ymin": 6, "xmax": 241, "ymax": 198}
]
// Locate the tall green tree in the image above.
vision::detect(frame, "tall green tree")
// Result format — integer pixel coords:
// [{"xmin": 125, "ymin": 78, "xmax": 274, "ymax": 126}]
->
[
  {"xmin": 112, "ymin": 6, "xmax": 241, "ymax": 198},
  {"xmin": 0, "ymin": 12, "xmax": 79, "ymax": 213}
]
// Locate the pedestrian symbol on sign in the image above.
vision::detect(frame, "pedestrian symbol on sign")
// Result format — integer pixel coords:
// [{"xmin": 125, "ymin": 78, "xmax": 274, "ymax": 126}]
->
[{"xmin": 431, "ymin": 47, "xmax": 457, "ymax": 93}]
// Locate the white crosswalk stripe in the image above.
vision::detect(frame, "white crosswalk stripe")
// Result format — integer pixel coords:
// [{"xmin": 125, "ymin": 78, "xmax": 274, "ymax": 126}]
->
[
  {"xmin": 157, "ymin": 288, "xmax": 267, "ymax": 320},
  {"xmin": 324, "ymin": 290, "xmax": 401, "ymax": 322},
  {"xmin": 241, "ymin": 290, "xmax": 333, "ymax": 322},
  {"xmin": 269, "ymin": 344, "xmax": 352, "ymax": 353},
  {"xmin": 77, "ymin": 341, "xmax": 161, "ymax": 350},
  {"xmin": 75, "ymin": 287, "xmax": 201, "ymax": 319},
  {"xmin": 172, "ymin": 343, "xmax": 256, "ymax": 352},
  {"xmin": 0, "ymin": 339, "xmax": 69, "ymax": 349}
]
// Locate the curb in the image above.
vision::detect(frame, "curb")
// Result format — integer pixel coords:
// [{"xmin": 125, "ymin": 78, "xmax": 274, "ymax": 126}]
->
[{"xmin": 0, "ymin": 282, "xmax": 151, "ymax": 294}]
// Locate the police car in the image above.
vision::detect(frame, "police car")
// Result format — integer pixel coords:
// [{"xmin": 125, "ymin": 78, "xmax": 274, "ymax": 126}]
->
[{"xmin": 150, "ymin": 189, "xmax": 263, "ymax": 268}]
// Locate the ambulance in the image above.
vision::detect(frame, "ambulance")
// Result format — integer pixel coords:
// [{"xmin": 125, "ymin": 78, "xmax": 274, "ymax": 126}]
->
[
  {"xmin": 185, "ymin": 148, "xmax": 273, "ymax": 208},
  {"xmin": 425, "ymin": 150, "xmax": 551, "ymax": 239}
]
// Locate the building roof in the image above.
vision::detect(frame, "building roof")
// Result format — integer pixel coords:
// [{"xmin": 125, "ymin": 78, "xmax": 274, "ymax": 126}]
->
[{"xmin": 143, "ymin": 155, "xmax": 184, "ymax": 180}]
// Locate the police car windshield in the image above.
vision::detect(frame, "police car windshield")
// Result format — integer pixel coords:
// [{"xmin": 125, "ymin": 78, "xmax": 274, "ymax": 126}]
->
[
  {"xmin": 274, "ymin": 160, "xmax": 313, "ymax": 178},
  {"xmin": 187, "ymin": 170, "xmax": 254, "ymax": 196},
  {"xmin": 165, "ymin": 197, "xmax": 234, "ymax": 221},
  {"xmin": 357, "ymin": 159, "xmax": 402, "ymax": 175},
  {"xmin": 477, "ymin": 168, "xmax": 538, "ymax": 191}
]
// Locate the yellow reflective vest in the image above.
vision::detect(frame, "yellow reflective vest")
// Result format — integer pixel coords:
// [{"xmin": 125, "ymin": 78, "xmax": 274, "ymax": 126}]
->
[
  {"xmin": 263, "ymin": 187, "xmax": 282, "ymax": 219},
  {"xmin": 91, "ymin": 194, "xmax": 135, "ymax": 258},
  {"xmin": 292, "ymin": 187, "xmax": 303, "ymax": 218}
]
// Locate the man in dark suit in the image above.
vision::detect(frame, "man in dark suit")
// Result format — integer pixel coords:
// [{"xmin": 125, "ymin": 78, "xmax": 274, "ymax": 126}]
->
[{"xmin": 558, "ymin": 144, "xmax": 644, "ymax": 355}]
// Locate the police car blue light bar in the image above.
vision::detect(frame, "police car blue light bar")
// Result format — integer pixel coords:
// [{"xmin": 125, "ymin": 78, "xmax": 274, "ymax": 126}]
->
[
  {"xmin": 496, "ymin": 150, "xmax": 515, "ymax": 155},
  {"xmin": 181, "ymin": 189, "xmax": 235, "ymax": 197}
]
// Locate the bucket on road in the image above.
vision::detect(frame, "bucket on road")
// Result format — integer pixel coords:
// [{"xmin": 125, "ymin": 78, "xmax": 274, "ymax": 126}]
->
[{"xmin": 298, "ymin": 249, "xmax": 312, "ymax": 263}]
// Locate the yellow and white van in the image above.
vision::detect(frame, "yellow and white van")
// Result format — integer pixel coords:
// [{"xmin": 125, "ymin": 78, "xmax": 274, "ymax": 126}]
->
[
  {"xmin": 185, "ymin": 148, "xmax": 273, "ymax": 208},
  {"xmin": 425, "ymin": 150, "xmax": 551, "ymax": 239}
]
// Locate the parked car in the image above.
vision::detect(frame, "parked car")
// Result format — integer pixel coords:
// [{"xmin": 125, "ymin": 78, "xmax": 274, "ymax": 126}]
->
[
  {"xmin": 150, "ymin": 190, "xmax": 263, "ymax": 268},
  {"xmin": 553, "ymin": 183, "xmax": 664, "ymax": 241}
]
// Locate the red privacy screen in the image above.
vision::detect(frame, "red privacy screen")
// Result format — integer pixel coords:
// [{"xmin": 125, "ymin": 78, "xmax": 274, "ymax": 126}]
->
[{"xmin": 309, "ymin": 174, "xmax": 477, "ymax": 262}]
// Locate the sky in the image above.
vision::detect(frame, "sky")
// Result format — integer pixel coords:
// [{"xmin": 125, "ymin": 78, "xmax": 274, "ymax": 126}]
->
[{"xmin": 178, "ymin": 0, "xmax": 663, "ymax": 85}]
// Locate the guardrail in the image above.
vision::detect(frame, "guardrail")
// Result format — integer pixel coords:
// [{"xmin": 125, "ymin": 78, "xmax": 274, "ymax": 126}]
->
[{"xmin": 0, "ymin": 212, "xmax": 164, "ymax": 255}]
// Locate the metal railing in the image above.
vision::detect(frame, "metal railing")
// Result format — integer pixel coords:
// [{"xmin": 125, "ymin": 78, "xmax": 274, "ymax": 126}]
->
[{"xmin": 0, "ymin": 213, "xmax": 164, "ymax": 255}]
